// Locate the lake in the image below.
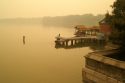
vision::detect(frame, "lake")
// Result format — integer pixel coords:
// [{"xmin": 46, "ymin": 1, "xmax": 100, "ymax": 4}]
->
[{"xmin": 0, "ymin": 21, "xmax": 92, "ymax": 83}]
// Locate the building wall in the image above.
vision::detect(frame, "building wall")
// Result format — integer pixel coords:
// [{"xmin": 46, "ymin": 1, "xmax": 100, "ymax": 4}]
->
[{"xmin": 100, "ymin": 24, "xmax": 111, "ymax": 36}]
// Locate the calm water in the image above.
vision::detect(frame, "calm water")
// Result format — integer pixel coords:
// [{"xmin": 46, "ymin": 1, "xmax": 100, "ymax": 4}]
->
[{"xmin": 0, "ymin": 21, "xmax": 92, "ymax": 83}]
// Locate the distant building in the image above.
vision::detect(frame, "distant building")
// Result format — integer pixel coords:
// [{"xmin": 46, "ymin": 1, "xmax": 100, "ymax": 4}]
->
[
  {"xmin": 74, "ymin": 25, "xmax": 100, "ymax": 37},
  {"xmin": 99, "ymin": 19, "xmax": 112, "ymax": 36},
  {"xmin": 99, "ymin": 19, "xmax": 112, "ymax": 41}
]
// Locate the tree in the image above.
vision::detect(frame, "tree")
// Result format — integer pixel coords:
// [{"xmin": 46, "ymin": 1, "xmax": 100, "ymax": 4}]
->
[{"xmin": 105, "ymin": 0, "xmax": 125, "ymax": 51}]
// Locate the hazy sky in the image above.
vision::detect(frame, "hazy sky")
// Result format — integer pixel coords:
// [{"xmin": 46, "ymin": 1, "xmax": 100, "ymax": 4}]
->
[{"xmin": 0, "ymin": 0, "xmax": 115, "ymax": 18}]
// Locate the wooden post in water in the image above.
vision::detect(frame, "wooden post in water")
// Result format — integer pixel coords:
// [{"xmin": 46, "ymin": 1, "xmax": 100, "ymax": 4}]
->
[{"xmin": 23, "ymin": 35, "xmax": 25, "ymax": 45}]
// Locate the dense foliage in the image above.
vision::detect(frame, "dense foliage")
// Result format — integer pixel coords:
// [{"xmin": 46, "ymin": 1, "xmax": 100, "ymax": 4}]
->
[{"xmin": 105, "ymin": 0, "xmax": 125, "ymax": 50}]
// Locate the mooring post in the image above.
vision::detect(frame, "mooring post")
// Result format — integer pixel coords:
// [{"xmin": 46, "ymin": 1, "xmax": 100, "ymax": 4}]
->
[{"xmin": 23, "ymin": 35, "xmax": 25, "ymax": 45}]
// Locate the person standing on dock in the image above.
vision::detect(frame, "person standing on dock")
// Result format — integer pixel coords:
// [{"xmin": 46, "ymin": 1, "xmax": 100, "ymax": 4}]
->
[
  {"xmin": 59, "ymin": 34, "xmax": 60, "ymax": 37},
  {"xmin": 57, "ymin": 34, "xmax": 61, "ymax": 40},
  {"xmin": 23, "ymin": 35, "xmax": 25, "ymax": 45}
]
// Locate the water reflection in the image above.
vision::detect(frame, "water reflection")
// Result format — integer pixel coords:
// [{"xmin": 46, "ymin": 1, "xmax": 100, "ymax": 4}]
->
[{"xmin": 0, "ymin": 22, "xmax": 92, "ymax": 83}]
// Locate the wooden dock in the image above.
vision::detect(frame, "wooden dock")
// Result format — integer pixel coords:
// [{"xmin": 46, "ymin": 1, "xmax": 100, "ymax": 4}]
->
[{"xmin": 55, "ymin": 36, "xmax": 105, "ymax": 47}]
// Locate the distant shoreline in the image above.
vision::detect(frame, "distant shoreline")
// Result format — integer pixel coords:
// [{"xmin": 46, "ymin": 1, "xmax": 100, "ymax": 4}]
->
[{"xmin": 0, "ymin": 14, "xmax": 104, "ymax": 27}]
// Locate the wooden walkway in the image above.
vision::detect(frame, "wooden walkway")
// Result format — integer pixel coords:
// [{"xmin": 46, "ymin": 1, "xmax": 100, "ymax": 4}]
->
[{"xmin": 55, "ymin": 36, "xmax": 105, "ymax": 47}]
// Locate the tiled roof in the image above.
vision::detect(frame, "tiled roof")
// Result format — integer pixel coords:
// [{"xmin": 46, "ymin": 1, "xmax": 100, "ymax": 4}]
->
[{"xmin": 75, "ymin": 25, "xmax": 100, "ymax": 30}]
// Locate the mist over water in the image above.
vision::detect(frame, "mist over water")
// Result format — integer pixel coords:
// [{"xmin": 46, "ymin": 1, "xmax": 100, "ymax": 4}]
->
[{"xmin": 0, "ymin": 20, "xmax": 92, "ymax": 83}]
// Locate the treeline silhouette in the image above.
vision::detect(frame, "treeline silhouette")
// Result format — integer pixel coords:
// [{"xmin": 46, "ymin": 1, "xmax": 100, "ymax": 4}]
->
[
  {"xmin": 0, "ymin": 14, "xmax": 104, "ymax": 27},
  {"xmin": 42, "ymin": 14, "xmax": 104, "ymax": 27}
]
